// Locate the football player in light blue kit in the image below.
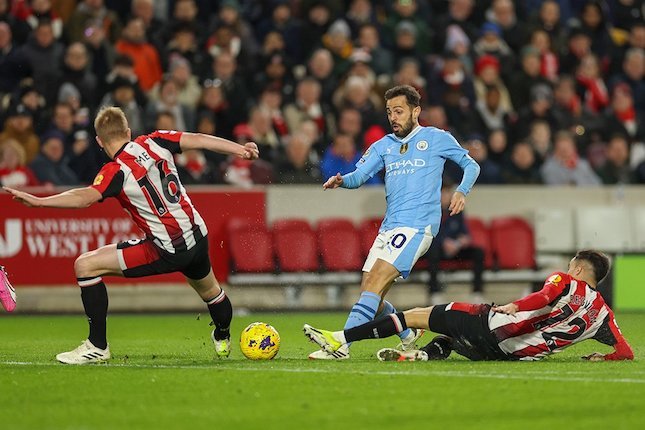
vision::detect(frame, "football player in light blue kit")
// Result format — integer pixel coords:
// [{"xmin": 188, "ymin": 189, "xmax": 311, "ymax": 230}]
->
[{"xmin": 308, "ymin": 85, "xmax": 480, "ymax": 359}]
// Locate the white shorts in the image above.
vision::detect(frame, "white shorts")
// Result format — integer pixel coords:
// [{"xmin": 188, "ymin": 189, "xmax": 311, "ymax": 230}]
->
[{"xmin": 363, "ymin": 226, "xmax": 433, "ymax": 279}]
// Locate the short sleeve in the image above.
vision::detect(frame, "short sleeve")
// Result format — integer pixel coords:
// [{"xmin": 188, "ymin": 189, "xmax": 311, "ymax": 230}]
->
[
  {"xmin": 136, "ymin": 130, "xmax": 183, "ymax": 154},
  {"xmin": 91, "ymin": 162, "xmax": 124, "ymax": 200}
]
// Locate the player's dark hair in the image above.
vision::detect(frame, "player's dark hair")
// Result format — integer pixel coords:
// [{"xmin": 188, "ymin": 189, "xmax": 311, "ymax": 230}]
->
[
  {"xmin": 384, "ymin": 85, "xmax": 421, "ymax": 108},
  {"xmin": 574, "ymin": 250, "xmax": 611, "ymax": 283}
]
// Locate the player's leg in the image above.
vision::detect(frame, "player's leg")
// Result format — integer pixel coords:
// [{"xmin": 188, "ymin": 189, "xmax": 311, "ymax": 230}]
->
[
  {"xmin": 0, "ymin": 265, "xmax": 17, "ymax": 312},
  {"xmin": 185, "ymin": 270, "xmax": 233, "ymax": 358},
  {"xmin": 182, "ymin": 240, "xmax": 233, "ymax": 358},
  {"xmin": 57, "ymin": 243, "xmax": 123, "ymax": 364}
]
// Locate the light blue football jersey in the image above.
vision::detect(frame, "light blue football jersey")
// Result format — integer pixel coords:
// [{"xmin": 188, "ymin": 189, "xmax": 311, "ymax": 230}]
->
[{"xmin": 341, "ymin": 125, "xmax": 480, "ymax": 236}]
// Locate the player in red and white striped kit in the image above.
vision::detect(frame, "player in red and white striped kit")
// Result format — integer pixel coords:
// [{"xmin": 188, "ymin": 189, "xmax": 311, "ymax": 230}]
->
[
  {"xmin": 304, "ymin": 250, "xmax": 634, "ymax": 362},
  {"xmin": 3, "ymin": 107, "xmax": 259, "ymax": 364}
]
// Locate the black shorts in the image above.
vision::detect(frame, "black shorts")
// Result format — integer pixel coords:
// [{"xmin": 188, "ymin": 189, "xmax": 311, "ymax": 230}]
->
[
  {"xmin": 428, "ymin": 303, "xmax": 513, "ymax": 361},
  {"xmin": 116, "ymin": 235, "xmax": 212, "ymax": 280}
]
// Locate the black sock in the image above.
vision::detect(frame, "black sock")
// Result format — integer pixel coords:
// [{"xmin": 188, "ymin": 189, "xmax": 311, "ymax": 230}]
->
[
  {"xmin": 344, "ymin": 312, "xmax": 408, "ymax": 343},
  {"xmin": 206, "ymin": 290, "xmax": 232, "ymax": 340},
  {"xmin": 79, "ymin": 278, "xmax": 108, "ymax": 350},
  {"xmin": 421, "ymin": 335, "xmax": 453, "ymax": 360}
]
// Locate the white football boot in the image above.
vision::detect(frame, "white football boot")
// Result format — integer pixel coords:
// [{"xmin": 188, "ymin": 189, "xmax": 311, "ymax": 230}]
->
[
  {"xmin": 0, "ymin": 265, "xmax": 16, "ymax": 312},
  {"xmin": 56, "ymin": 340, "xmax": 111, "ymax": 364},
  {"xmin": 377, "ymin": 348, "xmax": 428, "ymax": 362},
  {"xmin": 397, "ymin": 328, "xmax": 425, "ymax": 351},
  {"xmin": 308, "ymin": 348, "xmax": 350, "ymax": 360},
  {"xmin": 211, "ymin": 330, "xmax": 231, "ymax": 358}
]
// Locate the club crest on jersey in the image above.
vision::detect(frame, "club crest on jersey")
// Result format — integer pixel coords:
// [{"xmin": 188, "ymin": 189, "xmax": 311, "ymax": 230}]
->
[
  {"xmin": 548, "ymin": 274, "xmax": 562, "ymax": 284},
  {"xmin": 93, "ymin": 174, "xmax": 104, "ymax": 186},
  {"xmin": 416, "ymin": 140, "xmax": 428, "ymax": 151},
  {"xmin": 399, "ymin": 143, "xmax": 408, "ymax": 154}
]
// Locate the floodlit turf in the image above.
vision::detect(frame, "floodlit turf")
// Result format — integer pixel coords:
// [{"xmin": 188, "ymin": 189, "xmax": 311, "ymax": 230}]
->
[{"xmin": 1, "ymin": 312, "xmax": 644, "ymax": 430}]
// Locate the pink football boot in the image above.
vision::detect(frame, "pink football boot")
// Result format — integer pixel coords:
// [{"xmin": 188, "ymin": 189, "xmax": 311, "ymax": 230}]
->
[{"xmin": 0, "ymin": 266, "xmax": 16, "ymax": 312}]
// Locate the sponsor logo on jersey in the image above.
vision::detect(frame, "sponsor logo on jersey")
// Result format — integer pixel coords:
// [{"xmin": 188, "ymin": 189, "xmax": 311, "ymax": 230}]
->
[
  {"xmin": 93, "ymin": 174, "xmax": 104, "ymax": 186},
  {"xmin": 548, "ymin": 274, "xmax": 562, "ymax": 284},
  {"xmin": 400, "ymin": 143, "xmax": 408, "ymax": 154},
  {"xmin": 416, "ymin": 140, "xmax": 428, "ymax": 151}
]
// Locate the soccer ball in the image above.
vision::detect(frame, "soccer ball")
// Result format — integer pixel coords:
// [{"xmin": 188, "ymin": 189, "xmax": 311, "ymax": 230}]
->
[{"xmin": 239, "ymin": 322, "xmax": 280, "ymax": 360}]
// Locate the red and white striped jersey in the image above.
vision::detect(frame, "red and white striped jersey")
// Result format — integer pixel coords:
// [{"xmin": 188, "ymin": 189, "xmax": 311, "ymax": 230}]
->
[
  {"xmin": 91, "ymin": 130, "xmax": 208, "ymax": 254},
  {"xmin": 489, "ymin": 272, "xmax": 632, "ymax": 360}
]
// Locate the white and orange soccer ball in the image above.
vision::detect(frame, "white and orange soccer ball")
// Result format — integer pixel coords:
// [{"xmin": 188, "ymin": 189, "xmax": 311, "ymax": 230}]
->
[{"xmin": 239, "ymin": 322, "xmax": 280, "ymax": 360}]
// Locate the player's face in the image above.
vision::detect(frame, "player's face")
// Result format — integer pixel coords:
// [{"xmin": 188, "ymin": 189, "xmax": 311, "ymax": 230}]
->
[{"xmin": 386, "ymin": 95, "xmax": 419, "ymax": 138}]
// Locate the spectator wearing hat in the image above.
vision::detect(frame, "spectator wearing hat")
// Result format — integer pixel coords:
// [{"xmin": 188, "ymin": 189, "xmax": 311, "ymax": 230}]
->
[
  {"xmin": 29, "ymin": 130, "xmax": 79, "ymax": 186},
  {"xmin": 67, "ymin": 0, "xmax": 122, "ymax": 44},
  {"xmin": 99, "ymin": 76, "xmax": 144, "ymax": 136},
  {"xmin": 391, "ymin": 20, "xmax": 423, "ymax": 68},
  {"xmin": 0, "ymin": 22, "xmax": 32, "ymax": 97},
  {"xmin": 473, "ymin": 54, "xmax": 513, "ymax": 118},
  {"xmin": 0, "ymin": 103, "xmax": 39, "ymax": 163},
  {"xmin": 356, "ymin": 23, "xmax": 394, "ymax": 76},
  {"xmin": 275, "ymin": 132, "xmax": 322, "ymax": 185},
  {"xmin": 115, "ymin": 17, "xmax": 163, "ymax": 92},
  {"xmin": 19, "ymin": 18, "xmax": 64, "ymax": 105},
  {"xmin": 508, "ymin": 45, "xmax": 550, "ymax": 111},
  {"xmin": 322, "ymin": 19, "xmax": 354, "ymax": 78},
  {"xmin": 602, "ymin": 83, "xmax": 644, "ymax": 142},
  {"xmin": 0, "ymin": 139, "xmax": 40, "ymax": 188},
  {"xmin": 473, "ymin": 22, "xmax": 514, "ymax": 78},
  {"xmin": 513, "ymin": 83, "xmax": 557, "ymax": 142},
  {"xmin": 502, "ymin": 141, "xmax": 543, "ymax": 185},
  {"xmin": 58, "ymin": 42, "xmax": 98, "ymax": 110},
  {"xmin": 384, "ymin": 0, "xmax": 432, "ymax": 55},
  {"xmin": 541, "ymin": 130, "xmax": 601, "ymax": 186}
]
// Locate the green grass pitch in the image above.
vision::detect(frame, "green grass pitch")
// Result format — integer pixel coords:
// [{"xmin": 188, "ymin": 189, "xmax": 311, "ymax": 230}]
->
[{"xmin": 1, "ymin": 312, "xmax": 644, "ymax": 430}]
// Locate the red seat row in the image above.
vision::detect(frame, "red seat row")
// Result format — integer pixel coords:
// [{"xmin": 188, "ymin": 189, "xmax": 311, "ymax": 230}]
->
[{"xmin": 227, "ymin": 216, "xmax": 535, "ymax": 274}]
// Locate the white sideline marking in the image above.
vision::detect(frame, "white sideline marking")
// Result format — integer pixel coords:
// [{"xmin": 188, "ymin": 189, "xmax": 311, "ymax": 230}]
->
[{"xmin": 2, "ymin": 361, "xmax": 644, "ymax": 384}]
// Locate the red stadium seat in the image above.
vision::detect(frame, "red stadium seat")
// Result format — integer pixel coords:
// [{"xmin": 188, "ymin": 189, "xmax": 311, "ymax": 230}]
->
[
  {"xmin": 273, "ymin": 219, "xmax": 319, "ymax": 272},
  {"xmin": 317, "ymin": 218, "xmax": 363, "ymax": 271},
  {"xmin": 227, "ymin": 218, "xmax": 274, "ymax": 273},
  {"xmin": 490, "ymin": 217, "xmax": 536, "ymax": 269},
  {"xmin": 466, "ymin": 217, "xmax": 494, "ymax": 269},
  {"xmin": 359, "ymin": 217, "xmax": 382, "ymax": 257}
]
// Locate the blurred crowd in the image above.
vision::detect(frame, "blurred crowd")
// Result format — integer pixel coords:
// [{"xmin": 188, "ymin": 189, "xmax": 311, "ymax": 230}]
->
[{"xmin": 0, "ymin": 0, "xmax": 643, "ymax": 189}]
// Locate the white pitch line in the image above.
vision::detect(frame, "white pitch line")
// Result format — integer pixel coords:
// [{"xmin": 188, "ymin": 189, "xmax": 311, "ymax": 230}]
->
[{"xmin": 2, "ymin": 361, "xmax": 644, "ymax": 384}]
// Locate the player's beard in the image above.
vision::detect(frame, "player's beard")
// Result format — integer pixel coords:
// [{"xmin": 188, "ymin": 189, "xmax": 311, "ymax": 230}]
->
[{"xmin": 392, "ymin": 115, "xmax": 415, "ymax": 138}]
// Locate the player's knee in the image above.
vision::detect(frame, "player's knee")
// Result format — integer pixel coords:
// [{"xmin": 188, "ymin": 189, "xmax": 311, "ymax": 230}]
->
[
  {"xmin": 74, "ymin": 253, "xmax": 95, "ymax": 278},
  {"xmin": 403, "ymin": 306, "xmax": 433, "ymax": 329}
]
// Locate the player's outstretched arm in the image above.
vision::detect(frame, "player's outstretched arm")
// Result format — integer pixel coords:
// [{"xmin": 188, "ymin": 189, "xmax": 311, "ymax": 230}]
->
[
  {"xmin": 180, "ymin": 132, "xmax": 259, "ymax": 160},
  {"xmin": 322, "ymin": 173, "xmax": 343, "ymax": 190},
  {"xmin": 3, "ymin": 186, "xmax": 102, "ymax": 209}
]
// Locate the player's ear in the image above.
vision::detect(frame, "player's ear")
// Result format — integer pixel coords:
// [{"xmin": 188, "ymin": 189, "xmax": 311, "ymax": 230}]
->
[
  {"xmin": 95, "ymin": 136, "xmax": 103, "ymax": 148},
  {"xmin": 413, "ymin": 106, "xmax": 421, "ymax": 121},
  {"xmin": 127, "ymin": 128, "xmax": 132, "ymax": 140}
]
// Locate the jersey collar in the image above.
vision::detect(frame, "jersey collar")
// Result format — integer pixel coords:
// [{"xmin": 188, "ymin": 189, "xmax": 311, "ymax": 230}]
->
[
  {"xmin": 112, "ymin": 141, "xmax": 130, "ymax": 159},
  {"xmin": 391, "ymin": 125, "xmax": 422, "ymax": 144}
]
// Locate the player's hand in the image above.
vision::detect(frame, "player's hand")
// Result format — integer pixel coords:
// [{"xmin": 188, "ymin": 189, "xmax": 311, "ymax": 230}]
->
[
  {"xmin": 582, "ymin": 352, "xmax": 605, "ymax": 361},
  {"xmin": 448, "ymin": 191, "xmax": 466, "ymax": 216},
  {"xmin": 323, "ymin": 173, "xmax": 343, "ymax": 190},
  {"xmin": 491, "ymin": 303, "xmax": 519, "ymax": 315},
  {"xmin": 241, "ymin": 142, "xmax": 259, "ymax": 160},
  {"xmin": 2, "ymin": 186, "xmax": 41, "ymax": 207}
]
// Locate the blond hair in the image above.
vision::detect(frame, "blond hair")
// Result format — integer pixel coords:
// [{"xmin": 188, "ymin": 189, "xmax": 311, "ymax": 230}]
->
[
  {"xmin": 94, "ymin": 106, "xmax": 129, "ymax": 144},
  {"xmin": 0, "ymin": 139, "xmax": 27, "ymax": 166}
]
